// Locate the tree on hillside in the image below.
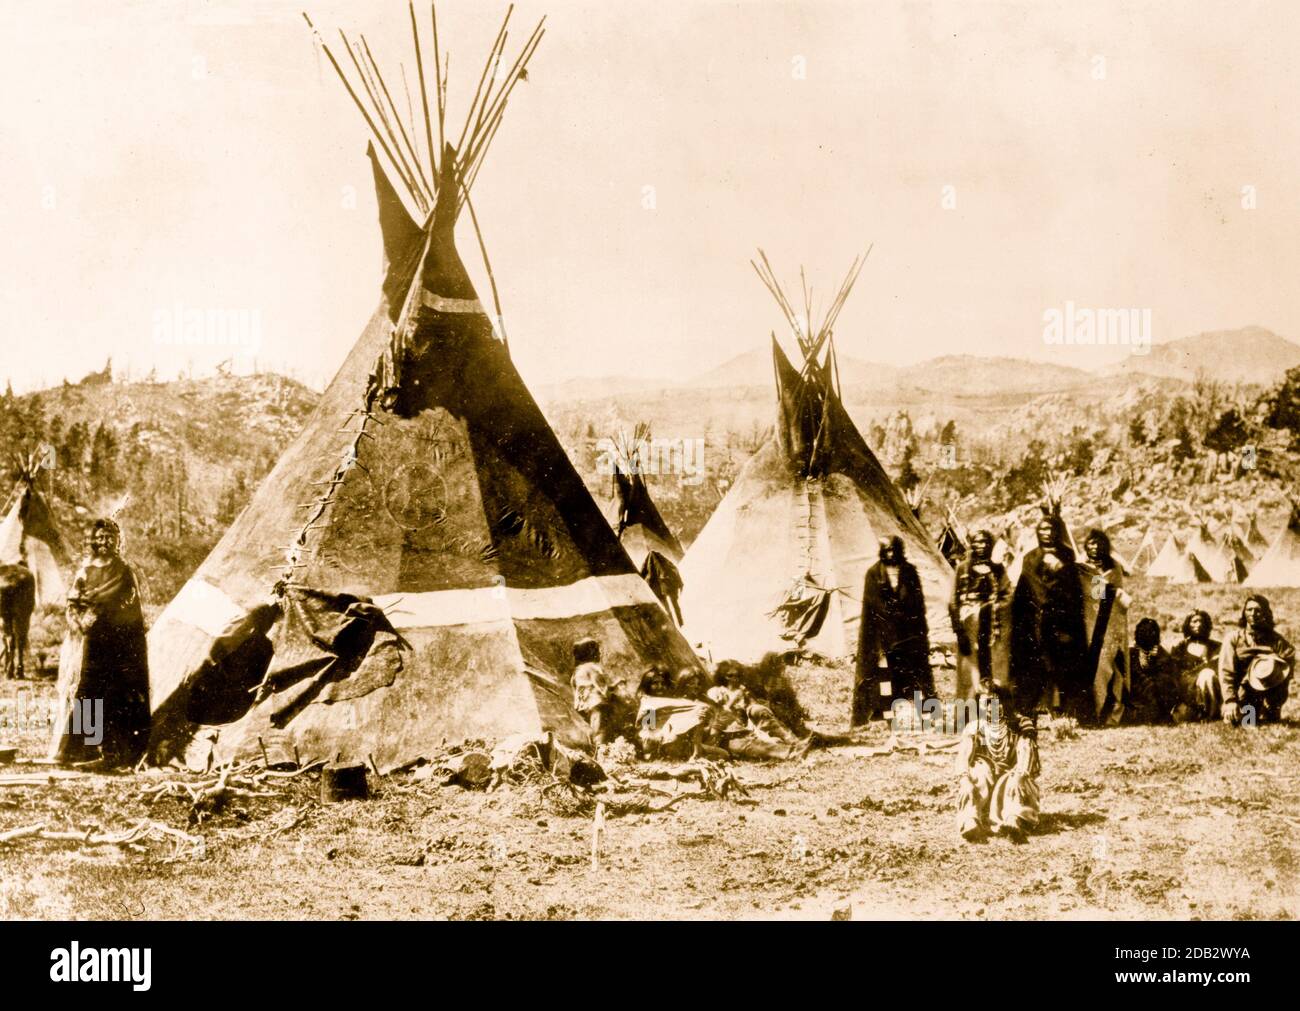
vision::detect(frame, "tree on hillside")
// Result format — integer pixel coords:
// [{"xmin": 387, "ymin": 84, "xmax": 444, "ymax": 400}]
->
[
  {"xmin": 1264, "ymin": 364, "xmax": 1300, "ymax": 447},
  {"xmin": 1204, "ymin": 407, "xmax": 1251, "ymax": 454},
  {"xmin": 896, "ymin": 439, "xmax": 921, "ymax": 492},
  {"xmin": 1002, "ymin": 438, "xmax": 1049, "ymax": 507},
  {"xmin": 89, "ymin": 423, "xmax": 119, "ymax": 485}
]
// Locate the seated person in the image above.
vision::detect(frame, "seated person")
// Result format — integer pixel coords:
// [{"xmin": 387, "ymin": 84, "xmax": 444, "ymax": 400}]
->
[
  {"xmin": 1126, "ymin": 618, "xmax": 1180, "ymax": 724},
  {"xmin": 707, "ymin": 666, "xmax": 809, "ymax": 758},
  {"xmin": 572, "ymin": 638, "xmax": 618, "ymax": 745},
  {"xmin": 1219, "ymin": 595, "xmax": 1294, "ymax": 726},
  {"xmin": 1169, "ymin": 610, "xmax": 1223, "ymax": 722},
  {"xmin": 955, "ymin": 680, "xmax": 1040, "ymax": 842},
  {"xmin": 636, "ymin": 668, "xmax": 726, "ymax": 761}
]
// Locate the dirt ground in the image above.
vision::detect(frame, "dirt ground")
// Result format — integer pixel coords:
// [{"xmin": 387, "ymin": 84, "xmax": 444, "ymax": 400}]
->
[{"xmin": 1, "ymin": 578, "xmax": 1297, "ymax": 921}]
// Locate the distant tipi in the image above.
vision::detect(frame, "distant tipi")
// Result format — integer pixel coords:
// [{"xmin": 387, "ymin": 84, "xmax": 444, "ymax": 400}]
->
[
  {"xmin": 1244, "ymin": 505, "xmax": 1300, "ymax": 587},
  {"xmin": 147, "ymin": 7, "xmax": 699, "ymax": 772},
  {"xmin": 678, "ymin": 253, "xmax": 953, "ymax": 663},
  {"xmin": 0, "ymin": 464, "xmax": 68, "ymax": 607}
]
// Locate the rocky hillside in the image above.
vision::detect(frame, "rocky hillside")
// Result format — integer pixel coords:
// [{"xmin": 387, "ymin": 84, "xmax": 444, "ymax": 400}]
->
[{"xmin": 3, "ymin": 372, "xmax": 317, "ymax": 608}]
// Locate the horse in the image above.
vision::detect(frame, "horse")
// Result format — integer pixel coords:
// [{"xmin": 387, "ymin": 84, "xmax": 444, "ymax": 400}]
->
[{"xmin": 0, "ymin": 563, "xmax": 36, "ymax": 679}]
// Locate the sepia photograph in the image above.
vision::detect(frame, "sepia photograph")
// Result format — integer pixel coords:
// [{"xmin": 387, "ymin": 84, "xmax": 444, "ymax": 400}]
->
[{"xmin": 0, "ymin": 0, "xmax": 1296, "ymax": 978}]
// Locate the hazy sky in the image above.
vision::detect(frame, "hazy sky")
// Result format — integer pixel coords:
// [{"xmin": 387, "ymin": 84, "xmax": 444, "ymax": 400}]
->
[{"xmin": 2, "ymin": 0, "xmax": 1298, "ymax": 393}]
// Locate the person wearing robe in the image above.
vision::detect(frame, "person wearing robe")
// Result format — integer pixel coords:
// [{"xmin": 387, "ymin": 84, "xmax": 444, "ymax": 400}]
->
[
  {"xmin": 572, "ymin": 637, "xmax": 619, "ymax": 745},
  {"xmin": 49, "ymin": 518, "xmax": 150, "ymax": 767},
  {"xmin": 949, "ymin": 530, "xmax": 1011, "ymax": 701},
  {"xmin": 640, "ymin": 552, "xmax": 684, "ymax": 626},
  {"xmin": 955, "ymin": 681, "xmax": 1040, "ymax": 841},
  {"xmin": 636, "ymin": 668, "xmax": 723, "ymax": 760},
  {"xmin": 1169, "ymin": 610, "xmax": 1222, "ymax": 722},
  {"xmin": 1219, "ymin": 595, "xmax": 1294, "ymax": 726},
  {"xmin": 1125, "ymin": 618, "xmax": 1181, "ymax": 723},
  {"xmin": 1009, "ymin": 514, "xmax": 1090, "ymax": 721},
  {"xmin": 854, "ymin": 536, "xmax": 931, "ymax": 727},
  {"xmin": 1083, "ymin": 529, "xmax": 1130, "ymax": 724}
]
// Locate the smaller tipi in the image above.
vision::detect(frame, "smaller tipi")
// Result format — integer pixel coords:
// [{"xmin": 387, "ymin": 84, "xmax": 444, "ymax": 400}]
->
[
  {"xmin": 1187, "ymin": 520, "xmax": 1231, "ymax": 582},
  {"xmin": 1165, "ymin": 550, "xmax": 1213, "ymax": 585},
  {"xmin": 1146, "ymin": 533, "xmax": 1187, "ymax": 579},
  {"xmin": 1129, "ymin": 528, "xmax": 1159, "ymax": 574},
  {"xmin": 610, "ymin": 427, "xmax": 685, "ymax": 625},
  {"xmin": 0, "ymin": 464, "xmax": 68, "ymax": 607},
  {"xmin": 1244, "ymin": 505, "xmax": 1300, "ymax": 587}
]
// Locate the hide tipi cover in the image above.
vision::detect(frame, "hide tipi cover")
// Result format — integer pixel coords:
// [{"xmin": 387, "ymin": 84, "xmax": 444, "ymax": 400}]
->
[{"xmin": 147, "ymin": 8, "xmax": 698, "ymax": 772}]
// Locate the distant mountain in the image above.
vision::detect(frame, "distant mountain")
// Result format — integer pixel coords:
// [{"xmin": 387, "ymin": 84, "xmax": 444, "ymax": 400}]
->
[
  {"xmin": 894, "ymin": 355, "xmax": 1091, "ymax": 395},
  {"xmin": 1108, "ymin": 326, "xmax": 1300, "ymax": 386},
  {"xmin": 535, "ymin": 375, "xmax": 674, "ymax": 403},
  {"xmin": 681, "ymin": 348, "xmax": 899, "ymax": 390}
]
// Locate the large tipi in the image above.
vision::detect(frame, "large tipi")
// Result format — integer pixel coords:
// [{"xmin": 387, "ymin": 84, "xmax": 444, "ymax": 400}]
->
[
  {"xmin": 147, "ymin": 8, "xmax": 699, "ymax": 772},
  {"xmin": 0, "ymin": 464, "xmax": 68, "ymax": 607},
  {"xmin": 677, "ymin": 254, "xmax": 953, "ymax": 663},
  {"xmin": 1244, "ymin": 505, "xmax": 1300, "ymax": 587}
]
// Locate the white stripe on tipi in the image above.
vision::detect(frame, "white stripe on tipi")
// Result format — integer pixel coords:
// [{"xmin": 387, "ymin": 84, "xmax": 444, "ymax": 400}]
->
[
  {"xmin": 163, "ymin": 573, "xmax": 657, "ymax": 638},
  {"xmin": 374, "ymin": 573, "xmax": 655, "ymax": 628}
]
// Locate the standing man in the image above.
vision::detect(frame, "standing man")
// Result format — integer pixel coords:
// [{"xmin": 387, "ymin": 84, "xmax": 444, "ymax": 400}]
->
[
  {"xmin": 1219, "ymin": 595, "xmax": 1294, "ymax": 726},
  {"xmin": 949, "ymin": 529, "xmax": 1011, "ymax": 701},
  {"xmin": 854, "ymin": 535, "xmax": 931, "ymax": 727},
  {"xmin": 50, "ymin": 518, "xmax": 150, "ymax": 768},
  {"xmin": 1082, "ymin": 528, "xmax": 1129, "ymax": 724},
  {"xmin": 1010, "ymin": 514, "xmax": 1089, "ymax": 721}
]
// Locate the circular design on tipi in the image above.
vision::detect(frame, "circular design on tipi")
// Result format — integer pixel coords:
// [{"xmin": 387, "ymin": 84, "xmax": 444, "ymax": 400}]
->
[{"xmin": 383, "ymin": 462, "xmax": 449, "ymax": 531}]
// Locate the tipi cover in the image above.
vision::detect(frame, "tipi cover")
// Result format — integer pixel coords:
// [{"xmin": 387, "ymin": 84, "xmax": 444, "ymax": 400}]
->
[
  {"xmin": 1146, "ymin": 533, "xmax": 1187, "ymax": 579},
  {"xmin": 1129, "ymin": 528, "xmax": 1159, "ymax": 574},
  {"xmin": 1247, "ymin": 513, "xmax": 1269, "ymax": 551},
  {"xmin": 147, "ymin": 11, "xmax": 698, "ymax": 772},
  {"xmin": 1244, "ymin": 506, "xmax": 1300, "ymax": 587},
  {"xmin": 1166, "ymin": 550, "xmax": 1213, "ymax": 585},
  {"xmin": 1187, "ymin": 522, "xmax": 1231, "ymax": 582},
  {"xmin": 679, "ymin": 256, "xmax": 953, "ymax": 663},
  {"xmin": 0, "ymin": 473, "xmax": 68, "ymax": 607},
  {"xmin": 610, "ymin": 430, "xmax": 685, "ymax": 624}
]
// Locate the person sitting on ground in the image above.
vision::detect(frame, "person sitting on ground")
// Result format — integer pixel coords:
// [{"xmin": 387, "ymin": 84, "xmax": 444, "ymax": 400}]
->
[
  {"xmin": 708, "ymin": 666, "xmax": 806, "ymax": 746},
  {"xmin": 706, "ymin": 666, "xmax": 810, "ymax": 759},
  {"xmin": 1125, "ymin": 618, "xmax": 1180, "ymax": 724},
  {"xmin": 572, "ymin": 638, "xmax": 618, "ymax": 745},
  {"xmin": 1219, "ymin": 595, "xmax": 1294, "ymax": 727},
  {"xmin": 635, "ymin": 667, "xmax": 727, "ymax": 761},
  {"xmin": 955, "ymin": 678, "xmax": 1040, "ymax": 842},
  {"xmin": 1169, "ymin": 610, "xmax": 1223, "ymax": 722}
]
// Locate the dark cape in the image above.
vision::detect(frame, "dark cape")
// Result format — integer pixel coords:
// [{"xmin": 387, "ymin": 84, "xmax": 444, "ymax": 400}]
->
[
  {"xmin": 641, "ymin": 551, "xmax": 684, "ymax": 625},
  {"xmin": 50, "ymin": 557, "xmax": 150, "ymax": 765},
  {"xmin": 1009, "ymin": 545, "xmax": 1089, "ymax": 718},
  {"xmin": 854, "ymin": 560, "xmax": 931, "ymax": 725}
]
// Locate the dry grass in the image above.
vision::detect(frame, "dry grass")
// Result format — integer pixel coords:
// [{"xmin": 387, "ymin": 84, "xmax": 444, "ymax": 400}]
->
[{"xmin": 1, "ymin": 604, "xmax": 1297, "ymax": 921}]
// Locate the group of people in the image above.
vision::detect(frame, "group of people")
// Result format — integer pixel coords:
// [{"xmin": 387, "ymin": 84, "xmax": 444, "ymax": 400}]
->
[
  {"xmin": 851, "ymin": 512, "xmax": 1294, "ymax": 841},
  {"xmin": 572, "ymin": 638, "xmax": 811, "ymax": 763},
  {"xmin": 853, "ymin": 513, "xmax": 1294, "ymax": 731}
]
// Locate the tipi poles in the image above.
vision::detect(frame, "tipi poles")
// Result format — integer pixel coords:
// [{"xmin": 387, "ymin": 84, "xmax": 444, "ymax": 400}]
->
[
  {"xmin": 341, "ymin": 30, "xmax": 429, "ymax": 211},
  {"xmin": 410, "ymin": 1, "xmax": 437, "ymax": 178},
  {"xmin": 303, "ymin": 13, "xmax": 418, "ymax": 213}
]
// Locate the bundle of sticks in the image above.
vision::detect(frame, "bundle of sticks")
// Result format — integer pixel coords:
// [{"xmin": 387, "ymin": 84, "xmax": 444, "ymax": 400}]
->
[{"xmin": 139, "ymin": 759, "xmax": 324, "ymax": 824}]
